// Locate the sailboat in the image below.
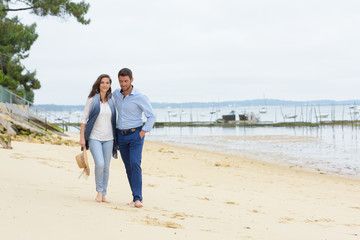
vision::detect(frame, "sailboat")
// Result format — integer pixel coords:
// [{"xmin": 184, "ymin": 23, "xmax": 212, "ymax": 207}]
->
[
  {"xmin": 167, "ymin": 107, "xmax": 177, "ymax": 117},
  {"xmin": 259, "ymin": 106, "xmax": 267, "ymax": 114},
  {"xmin": 316, "ymin": 113, "xmax": 329, "ymax": 119},
  {"xmin": 284, "ymin": 114, "xmax": 297, "ymax": 119},
  {"xmin": 259, "ymin": 95, "xmax": 267, "ymax": 114}
]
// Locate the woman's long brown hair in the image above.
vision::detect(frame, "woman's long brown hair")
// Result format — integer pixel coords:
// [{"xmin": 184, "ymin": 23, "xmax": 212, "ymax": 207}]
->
[{"xmin": 88, "ymin": 74, "xmax": 112, "ymax": 101}]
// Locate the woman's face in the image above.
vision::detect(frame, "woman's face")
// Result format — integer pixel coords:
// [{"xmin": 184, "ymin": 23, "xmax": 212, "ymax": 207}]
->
[{"xmin": 99, "ymin": 77, "xmax": 111, "ymax": 94}]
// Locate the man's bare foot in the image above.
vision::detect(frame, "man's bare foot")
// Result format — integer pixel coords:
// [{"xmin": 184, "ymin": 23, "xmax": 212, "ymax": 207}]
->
[
  {"xmin": 135, "ymin": 200, "xmax": 143, "ymax": 208},
  {"xmin": 95, "ymin": 192, "xmax": 102, "ymax": 202},
  {"xmin": 102, "ymin": 196, "xmax": 111, "ymax": 203},
  {"xmin": 127, "ymin": 200, "xmax": 143, "ymax": 207}
]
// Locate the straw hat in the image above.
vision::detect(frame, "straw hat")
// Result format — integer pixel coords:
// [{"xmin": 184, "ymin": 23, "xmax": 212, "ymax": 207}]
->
[{"xmin": 75, "ymin": 150, "xmax": 90, "ymax": 176}]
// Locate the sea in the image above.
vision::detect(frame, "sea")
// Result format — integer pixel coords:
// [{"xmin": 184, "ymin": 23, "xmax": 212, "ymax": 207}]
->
[{"xmin": 31, "ymin": 104, "xmax": 360, "ymax": 179}]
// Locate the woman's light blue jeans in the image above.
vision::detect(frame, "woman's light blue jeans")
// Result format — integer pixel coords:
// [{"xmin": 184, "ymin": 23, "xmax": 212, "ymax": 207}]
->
[{"xmin": 88, "ymin": 139, "xmax": 113, "ymax": 196}]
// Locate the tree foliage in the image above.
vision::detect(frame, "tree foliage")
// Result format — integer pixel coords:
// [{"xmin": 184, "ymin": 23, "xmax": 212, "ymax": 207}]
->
[
  {"xmin": 0, "ymin": 0, "xmax": 90, "ymax": 25},
  {"xmin": 0, "ymin": 11, "xmax": 40, "ymax": 102},
  {"xmin": 0, "ymin": 0, "xmax": 90, "ymax": 102}
]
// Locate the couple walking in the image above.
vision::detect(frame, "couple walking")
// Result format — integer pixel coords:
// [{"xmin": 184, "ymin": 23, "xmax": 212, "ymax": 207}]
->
[{"xmin": 79, "ymin": 68, "xmax": 156, "ymax": 208}]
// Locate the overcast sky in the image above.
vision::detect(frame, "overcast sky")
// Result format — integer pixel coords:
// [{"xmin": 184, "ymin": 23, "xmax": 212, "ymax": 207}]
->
[{"xmin": 10, "ymin": 0, "xmax": 360, "ymax": 105}]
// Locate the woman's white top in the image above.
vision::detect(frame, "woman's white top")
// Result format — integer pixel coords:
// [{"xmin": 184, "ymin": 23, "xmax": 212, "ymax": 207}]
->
[{"xmin": 81, "ymin": 97, "xmax": 114, "ymax": 141}]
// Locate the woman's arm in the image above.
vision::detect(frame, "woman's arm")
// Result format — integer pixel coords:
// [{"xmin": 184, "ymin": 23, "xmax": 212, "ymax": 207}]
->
[
  {"xmin": 79, "ymin": 97, "xmax": 92, "ymax": 148},
  {"xmin": 79, "ymin": 123, "xmax": 86, "ymax": 148}
]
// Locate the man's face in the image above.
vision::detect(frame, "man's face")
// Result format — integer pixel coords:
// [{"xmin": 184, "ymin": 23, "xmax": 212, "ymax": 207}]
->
[{"xmin": 118, "ymin": 75, "xmax": 133, "ymax": 92}]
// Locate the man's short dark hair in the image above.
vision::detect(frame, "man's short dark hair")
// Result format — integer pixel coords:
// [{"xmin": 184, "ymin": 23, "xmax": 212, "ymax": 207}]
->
[{"xmin": 118, "ymin": 68, "xmax": 133, "ymax": 79}]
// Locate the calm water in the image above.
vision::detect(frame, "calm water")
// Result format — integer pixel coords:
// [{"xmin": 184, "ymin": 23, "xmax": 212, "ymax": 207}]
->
[
  {"xmin": 34, "ymin": 105, "xmax": 360, "ymax": 179},
  {"xmin": 146, "ymin": 125, "xmax": 360, "ymax": 179}
]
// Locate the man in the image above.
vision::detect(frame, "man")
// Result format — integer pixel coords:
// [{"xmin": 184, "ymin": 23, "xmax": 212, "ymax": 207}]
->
[{"xmin": 113, "ymin": 68, "xmax": 156, "ymax": 208}]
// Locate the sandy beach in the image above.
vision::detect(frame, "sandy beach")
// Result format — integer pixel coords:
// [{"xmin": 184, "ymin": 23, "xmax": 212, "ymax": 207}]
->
[{"xmin": 1, "ymin": 133, "xmax": 359, "ymax": 240}]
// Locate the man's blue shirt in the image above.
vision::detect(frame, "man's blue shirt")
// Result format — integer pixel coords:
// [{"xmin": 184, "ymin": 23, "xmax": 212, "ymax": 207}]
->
[{"xmin": 112, "ymin": 87, "xmax": 156, "ymax": 132}]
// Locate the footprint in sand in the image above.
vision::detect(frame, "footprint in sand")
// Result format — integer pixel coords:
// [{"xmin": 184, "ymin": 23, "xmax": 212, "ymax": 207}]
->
[
  {"xmin": 350, "ymin": 206, "xmax": 360, "ymax": 210},
  {"xmin": 279, "ymin": 217, "xmax": 294, "ymax": 223},
  {"xmin": 192, "ymin": 182, "xmax": 203, "ymax": 187},
  {"xmin": 157, "ymin": 148, "xmax": 175, "ymax": 154},
  {"xmin": 344, "ymin": 223, "xmax": 360, "ymax": 227},
  {"xmin": 214, "ymin": 162, "xmax": 231, "ymax": 167},
  {"xmin": 35, "ymin": 157, "xmax": 57, "ymax": 161},
  {"xmin": 198, "ymin": 197, "xmax": 211, "ymax": 201},
  {"xmin": 169, "ymin": 213, "xmax": 187, "ymax": 220},
  {"xmin": 11, "ymin": 153, "xmax": 27, "ymax": 159},
  {"xmin": 39, "ymin": 161, "xmax": 64, "ymax": 169},
  {"xmin": 304, "ymin": 218, "xmax": 334, "ymax": 223},
  {"xmin": 39, "ymin": 161, "xmax": 51, "ymax": 166},
  {"xmin": 143, "ymin": 216, "xmax": 183, "ymax": 229},
  {"xmin": 250, "ymin": 209, "xmax": 264, "ymax": 214},
  {"xmin": 112, "ymin": 206, "xmax": 128, "ymax": 211},
  {"xmin": 240, "ymin": 236, "xmax": 253, "ymax": 239}
]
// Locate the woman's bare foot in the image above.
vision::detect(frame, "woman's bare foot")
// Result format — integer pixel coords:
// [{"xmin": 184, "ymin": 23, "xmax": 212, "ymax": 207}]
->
[
  {"xmin": 95, "ymin": 192, "xmax": 102, "ymax": 202},
  {"xmin": 102, "ymin": 196, "xmax": 111, "ymax": 203}
]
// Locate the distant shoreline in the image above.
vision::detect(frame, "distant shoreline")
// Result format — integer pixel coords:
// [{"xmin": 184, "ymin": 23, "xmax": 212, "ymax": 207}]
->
[{"xmin": 34, "ymin": 99, "xmax": 360, "ymax": 111}]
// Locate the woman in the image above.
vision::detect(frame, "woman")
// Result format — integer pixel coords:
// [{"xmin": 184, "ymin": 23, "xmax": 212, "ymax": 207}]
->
[{"xmin": 80, "ymin": 74, "xmax": 117, "ymax": 203}]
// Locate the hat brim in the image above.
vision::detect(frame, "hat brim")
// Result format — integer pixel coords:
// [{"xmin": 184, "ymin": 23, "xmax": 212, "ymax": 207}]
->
[
  {"xmin": 75, "ymin": 153, "xmax": 85, "ymax": 168},
  {"xmin": 83, "ymin": 149, "xmax": 90, "ymax": 176}
]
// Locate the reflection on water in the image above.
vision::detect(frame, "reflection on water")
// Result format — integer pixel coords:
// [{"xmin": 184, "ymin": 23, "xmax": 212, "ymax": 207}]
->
[{"xmin": 146, "ymin": 125, "xmax": 360, "ymax": 179}]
